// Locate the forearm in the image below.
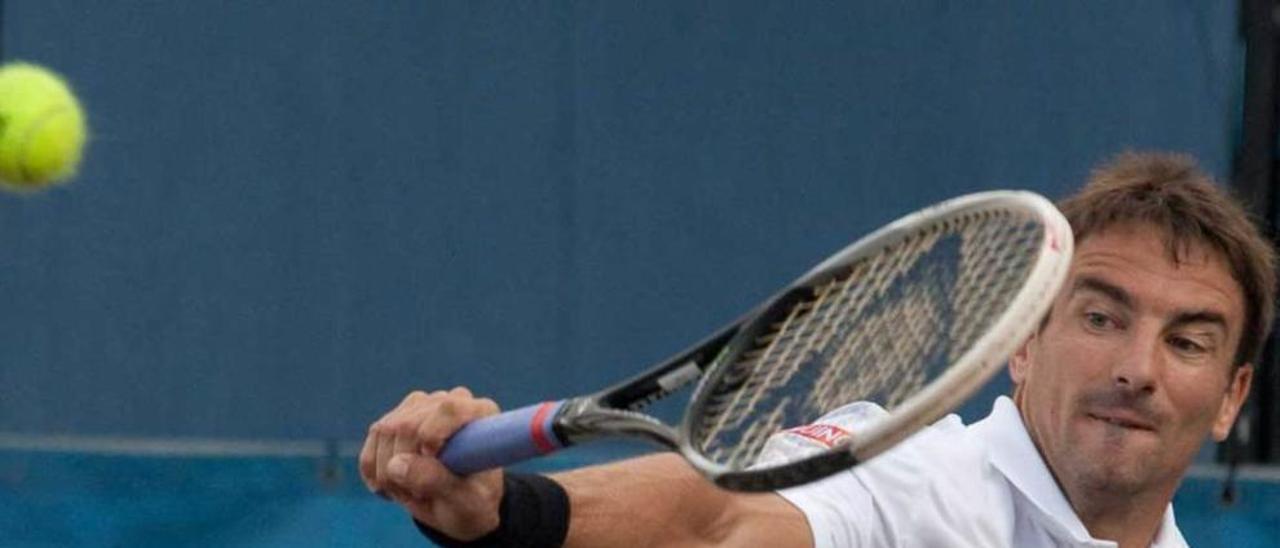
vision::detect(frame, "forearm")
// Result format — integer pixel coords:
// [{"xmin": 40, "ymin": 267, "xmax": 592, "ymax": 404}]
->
[{"xmin": 553, "ymin": 452, "xmax": 811, "ymax": 547}]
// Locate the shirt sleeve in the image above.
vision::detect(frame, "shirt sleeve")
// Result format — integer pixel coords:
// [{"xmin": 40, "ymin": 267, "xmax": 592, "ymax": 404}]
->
[
  {"xmin": 759, "ymin": 404, "xmax": 997, "ymax": 548},
  {"xmin": 776, "ymin": 470, "xmax": 890, "ymax": 548},
  {"xmin": 757, "ymin": 402, "xmax": 895, "ymax": 548}
]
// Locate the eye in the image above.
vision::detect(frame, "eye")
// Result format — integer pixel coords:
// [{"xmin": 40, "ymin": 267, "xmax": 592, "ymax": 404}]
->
[
  {"xmin": 1169, "ymin": 335, "xmax": 1208, "ymax": 355},
  {"xmin": 1083, "ymin": 311, "xmax": 1115, "ymax": 330}
]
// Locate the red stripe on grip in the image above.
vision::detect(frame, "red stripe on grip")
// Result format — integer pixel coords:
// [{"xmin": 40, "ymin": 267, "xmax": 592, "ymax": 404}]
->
[{"xmin": 529, "ymin": 402, "xmax": 558, "ymax": 454}]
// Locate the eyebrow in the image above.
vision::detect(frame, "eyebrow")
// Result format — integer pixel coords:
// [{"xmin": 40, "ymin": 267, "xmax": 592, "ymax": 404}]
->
[
  {"xmin": 1170, "ymin": 310, "xmax": 1228, "ymax": 332},
  {"xmin": 1071, "ymin": 276, "xmax": 1131, "ymax": 308},
  {"xmin": 1071, "ymin": 275, "xmax": 1228, "ymax": 331}
]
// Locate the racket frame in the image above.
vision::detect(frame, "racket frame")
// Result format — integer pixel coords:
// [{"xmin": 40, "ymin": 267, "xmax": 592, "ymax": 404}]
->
[
  {"xmin": 552, "ymin": 321, "xmax": 745, "ymax": 449},
  {"xmin": 678, "ymin": 190, "xmax": 1073, "ymax": 490}
]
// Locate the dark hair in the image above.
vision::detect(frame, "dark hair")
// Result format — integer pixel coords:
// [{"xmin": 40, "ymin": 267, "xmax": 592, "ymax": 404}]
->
[{"xmin": 1057, "ymin": 151, "xmax": 1277, "ymax": 368}]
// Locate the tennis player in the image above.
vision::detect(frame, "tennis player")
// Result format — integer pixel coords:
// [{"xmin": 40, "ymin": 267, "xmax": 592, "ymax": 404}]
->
[{"xmin": 361, "ymin": 152, "xmax": 1275, "ymax": 547}]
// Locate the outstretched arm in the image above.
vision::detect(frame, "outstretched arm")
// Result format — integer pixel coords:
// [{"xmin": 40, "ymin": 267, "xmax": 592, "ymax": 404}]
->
[
  {"xmin": 359, "ymin": 388, "xmax": 811, "ymax": 546},
  {"xmin": 555, "ymin": 452, "xmax": 811, "ymax": 547}
]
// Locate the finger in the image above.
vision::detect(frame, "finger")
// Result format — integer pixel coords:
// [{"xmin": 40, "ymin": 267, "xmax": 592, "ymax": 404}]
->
[
  {"xmin": 419, "ymin": 396, "xmax": 503, "ymax": 455},
  {"xmin": 369, "ymin": 391, "xmax": 426, "ymax": 476},
  {"xmin": 473, "ymin": 397, "xmax": 500, "ymax": 417},
  {"xmin": 377, "ymin": 393, "xmax": 455, "ymax": 490},
  {"xmin": 358, "ymin": 426, "xmax": 379, "ymax": 493},
  {"xmin": 392, "ymin": 411, "xmax": 425, "ymax": 459},
  {"xmin": 387, "ymin": 453, "xmax": 503, "ymax": 530},
  {"xmin": 390, "ymin": 406, "xmax": 447, "ymax": 489},
  {"xmin": 397, "ymin": 390, "xmax": 433, "ymax": 410},
  {"xmin": 368, "ymin": 390, "xmax": 500, "ymax": 495},
  {"xmin": 417, "ymin": 396, "xmax": 465, "ymax": 454},
  {"xmin": 387, "ymin": 452, "xmax": 449, "ymax": 499},
  {"xmin": 375, "ymin": 419, "xmax": 401, "ymax": 487}
]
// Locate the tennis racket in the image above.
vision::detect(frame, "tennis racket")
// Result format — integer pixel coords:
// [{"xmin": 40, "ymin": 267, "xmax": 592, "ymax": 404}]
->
[{"xmin": 438, "ymin": 190, "xmax": 1072, "ymax": 491}]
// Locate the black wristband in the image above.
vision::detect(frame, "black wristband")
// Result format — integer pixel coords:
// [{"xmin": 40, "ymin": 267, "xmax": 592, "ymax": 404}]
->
[{"xmin": 414, "ymin": 472, "xmax": 571, "ymax": 548}]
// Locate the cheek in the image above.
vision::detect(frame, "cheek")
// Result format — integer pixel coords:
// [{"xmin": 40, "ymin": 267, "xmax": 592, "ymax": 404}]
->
[
  {"xmin": 1019, "ymin": 344, "xmax": 1075, "ymax": 414},
  {"xmin": 1164, "ymin": 372, "xmax": 1232, "ymax": 430},
  {"xmin": 1034, "ymin": 334, "xmax": 1101, "ymax": 382},
  {"xmin": 1022, "ymin": 339, "xmax": 1107, "ymax": 418}
]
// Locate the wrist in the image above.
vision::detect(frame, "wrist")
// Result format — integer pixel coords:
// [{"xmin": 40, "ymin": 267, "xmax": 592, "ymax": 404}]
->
[{"xmin": 415, "ymin": 472, "xmax": 571, "ymax": 547}]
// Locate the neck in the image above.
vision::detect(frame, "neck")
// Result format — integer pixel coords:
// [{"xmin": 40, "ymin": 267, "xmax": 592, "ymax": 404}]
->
[{"xmin": 1066, "ymin": 481, "xmax": 1174, "ymax": 548}]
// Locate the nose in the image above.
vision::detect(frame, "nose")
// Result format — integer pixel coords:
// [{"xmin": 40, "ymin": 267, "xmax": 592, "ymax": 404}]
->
[{"xmin": 1112, "ymin": 331, "xmax": 1159, "ymax": 395}]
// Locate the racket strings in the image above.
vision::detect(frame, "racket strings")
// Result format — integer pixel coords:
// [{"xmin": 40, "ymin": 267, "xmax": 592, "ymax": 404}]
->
[
  {"xmin": 802, "ymin": 230, "xmax": 955, "ymax": 410},
  {"xmin": 949, "ymin": 215, "xmax": 1042, "ymax": 357},
  {"xmin": 694, "ymin": 209, "xmax": 1045, "ymax": 469},
  {"xmin": 807, "ymin": 276, "xmax": 940, "ymax": 412},
  {"xmin": 704, "ymin": 245, "xmax": 895, "ymax": 438},
  {"xmin": 699, "ymin": 227, "xmax": 946, "ymax": 463}
]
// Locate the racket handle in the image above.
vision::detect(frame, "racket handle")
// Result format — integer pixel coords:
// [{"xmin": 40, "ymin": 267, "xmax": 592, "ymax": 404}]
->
[{"xmin": 437, "ymin": 400, "xmax": 568, "ymax": 475}]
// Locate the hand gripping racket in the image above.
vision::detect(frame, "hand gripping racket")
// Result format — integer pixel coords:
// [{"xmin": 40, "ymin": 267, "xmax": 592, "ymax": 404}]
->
[{"xmin": 438, "ymin": 191, "xmax": 1072, "ymax": 491}]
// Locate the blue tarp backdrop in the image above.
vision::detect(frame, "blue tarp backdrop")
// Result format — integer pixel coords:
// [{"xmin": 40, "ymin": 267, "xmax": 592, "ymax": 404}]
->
[{"xmin": 0, "ymin": 2, "xmax": 1273, "ymax": 546}]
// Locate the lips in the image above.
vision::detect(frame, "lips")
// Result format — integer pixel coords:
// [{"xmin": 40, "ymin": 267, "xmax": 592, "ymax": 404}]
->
[{"xmin": 1087, "ymin": 410, "xmax": 1156, "ymax": 431}]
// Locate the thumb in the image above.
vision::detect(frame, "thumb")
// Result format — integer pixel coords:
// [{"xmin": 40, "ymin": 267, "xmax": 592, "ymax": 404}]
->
[
  {"xmin": 387, "ymin": 452, "xmax": 458, "ymax": 500},
  {"xmin": 387, "ymin": 454, "xmax": 412, "ymax": 483}
]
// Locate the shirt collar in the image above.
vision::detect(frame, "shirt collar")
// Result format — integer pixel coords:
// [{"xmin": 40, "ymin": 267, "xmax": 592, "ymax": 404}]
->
[
  {"xmin": 968, "ymin": 396, "xmax": 1184, "ymax": 547},
  {"xmin": 1151, "ymin": 504, "xmax": 1186, "ymax": 546}
]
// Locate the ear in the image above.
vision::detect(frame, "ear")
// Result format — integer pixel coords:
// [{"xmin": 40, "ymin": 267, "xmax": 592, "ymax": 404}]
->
[
  {"xmin": 1008, "ymin": 333, "xmax": 1036, "ymax": 385},
  {"xmin": 1211, "ymin": 364, "xmax": 1253, "ymax": 442}
]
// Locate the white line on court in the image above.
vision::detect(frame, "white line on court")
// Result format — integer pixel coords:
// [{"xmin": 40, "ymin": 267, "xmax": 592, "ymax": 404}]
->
[
  {"xmin": 0, "ymin": 432, "xmax": 365, "ymax": 458},
  {"xmin": 3, "ymin": 433, "xmax": 1280, "ymax": 484},
  {"xmin": 1187, "ymin": 463, "xmax": 1280, "ymax": 483}
]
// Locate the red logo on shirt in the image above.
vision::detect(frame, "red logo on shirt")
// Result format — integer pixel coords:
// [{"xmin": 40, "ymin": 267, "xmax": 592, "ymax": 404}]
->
[{"xmin": 785, "ymin": 423, "xmax": 853, "ymax": 447}]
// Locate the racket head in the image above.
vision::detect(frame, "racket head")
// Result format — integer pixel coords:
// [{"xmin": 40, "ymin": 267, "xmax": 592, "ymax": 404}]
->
[{"xmin": 676, "ymin": 190, "xmax": 1073, "ymax": 491}]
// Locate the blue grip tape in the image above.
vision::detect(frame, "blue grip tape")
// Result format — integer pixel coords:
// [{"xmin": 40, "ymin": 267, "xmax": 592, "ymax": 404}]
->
[{"xmin": 438, "ymin": 400, "xmax": 567, "ymax": 475}]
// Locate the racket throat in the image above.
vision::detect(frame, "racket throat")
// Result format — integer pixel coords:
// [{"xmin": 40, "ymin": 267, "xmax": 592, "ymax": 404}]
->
[{"xmin": 557, "ymin": 400, "xmax": 681, "ymax": 450}]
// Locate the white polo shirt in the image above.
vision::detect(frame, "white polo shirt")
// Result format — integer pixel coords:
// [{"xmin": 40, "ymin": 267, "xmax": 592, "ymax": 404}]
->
[{"xmin": 763, "ymin": 396, "xmax": 1188, "ymax": 547}]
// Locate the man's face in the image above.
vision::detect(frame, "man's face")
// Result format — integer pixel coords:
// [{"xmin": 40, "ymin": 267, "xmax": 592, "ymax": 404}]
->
[{"xmin": 1010, "ymin": 223, "xmax": 1252, "ymax": 500}]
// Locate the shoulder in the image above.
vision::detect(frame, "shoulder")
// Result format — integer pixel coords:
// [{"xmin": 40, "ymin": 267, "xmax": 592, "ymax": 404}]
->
[
  {"xmin": 753, "ymin": 401, "xmax": 893, "ymax": 466},
  {"xmin": 756, "ymin": 401, "xmax": 976, "ymax": 470},
  {"xmin": 767, "ymin": 405, "xmax": 1015, "ymax": 547}
]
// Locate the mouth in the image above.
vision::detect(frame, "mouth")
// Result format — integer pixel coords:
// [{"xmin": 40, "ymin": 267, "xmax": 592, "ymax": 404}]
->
[{"xmin": 1086, "ymin": 412, "xmax": 1156, "ymax": 432}]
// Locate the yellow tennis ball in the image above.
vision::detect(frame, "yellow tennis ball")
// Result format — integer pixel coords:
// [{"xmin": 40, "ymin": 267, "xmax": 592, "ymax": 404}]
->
[{"xmin": 0, "ymin": 62, "xmax": 87, "ymax": 191}]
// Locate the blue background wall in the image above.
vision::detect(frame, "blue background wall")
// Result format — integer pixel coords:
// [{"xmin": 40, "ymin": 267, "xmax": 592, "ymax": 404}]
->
[{"xmin": 0, "ymin": 2, "xmax": 1271, "ymax": 546}]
